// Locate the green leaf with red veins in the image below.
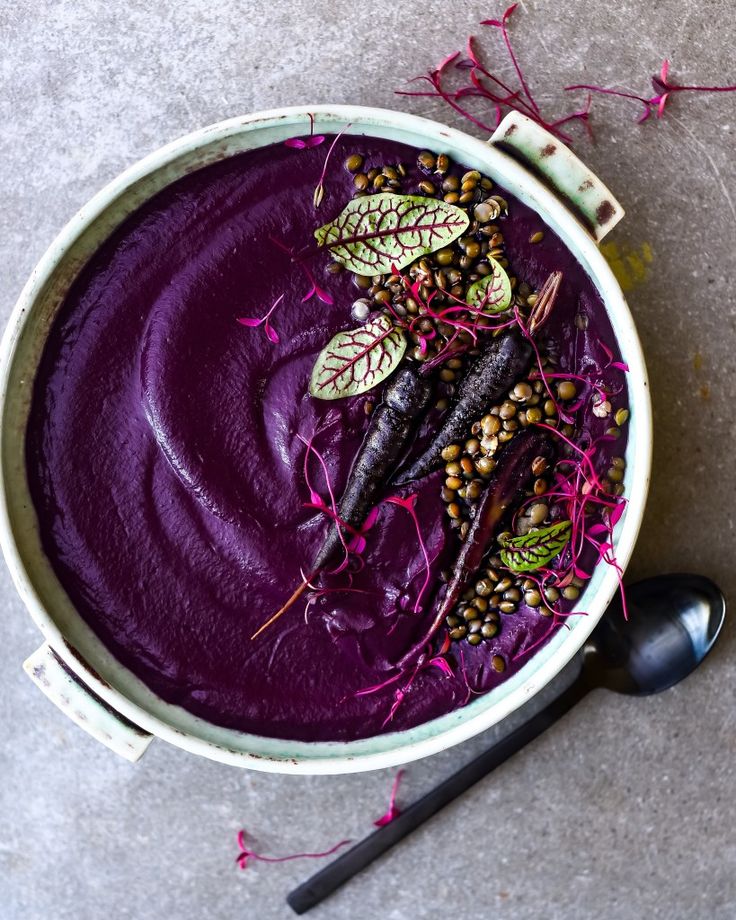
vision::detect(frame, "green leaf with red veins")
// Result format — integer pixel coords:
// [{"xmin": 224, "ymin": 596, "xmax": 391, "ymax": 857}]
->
[
  {"xmin": 466, "ymin": 257, "xmax": 512, "ymax": 313},
  {"xmin": 314, "ymin": 193, "xmax": 469, "ymax": 275},
  {"xmin": 499, "ymin": 520, "xmax": 572, "ymax": 573},
  {"xmin": 309, "ymin": 314, "xmax": 406, "ymax": 400}
]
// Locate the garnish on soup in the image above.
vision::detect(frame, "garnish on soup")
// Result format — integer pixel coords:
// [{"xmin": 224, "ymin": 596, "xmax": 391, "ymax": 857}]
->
[{"xmin": 28, "ymin": 131, "xmax": 631, "ymax": 739}]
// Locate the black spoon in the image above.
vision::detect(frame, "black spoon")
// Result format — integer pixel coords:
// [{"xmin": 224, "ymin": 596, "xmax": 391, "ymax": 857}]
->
[{"xmin": 287, "ymin": 574, "xmax": 725, "ymax": 915}]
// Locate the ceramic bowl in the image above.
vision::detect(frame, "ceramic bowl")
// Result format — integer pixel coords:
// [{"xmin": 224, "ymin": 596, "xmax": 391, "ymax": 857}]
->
[{"xmin": 0, "ymin": 105, "xmax": 651, "ymax": 773}]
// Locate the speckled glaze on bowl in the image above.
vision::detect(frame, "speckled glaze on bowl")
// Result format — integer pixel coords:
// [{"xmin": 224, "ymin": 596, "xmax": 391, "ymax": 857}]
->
[{"xmin": 0, "ymin": 106, "xmax": 651, "ymax": 773}]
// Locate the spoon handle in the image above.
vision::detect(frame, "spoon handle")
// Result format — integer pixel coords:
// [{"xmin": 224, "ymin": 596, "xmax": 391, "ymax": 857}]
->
[{"xmin": 287, "ymin": 676, "xmax": 590, "ymax": 915}]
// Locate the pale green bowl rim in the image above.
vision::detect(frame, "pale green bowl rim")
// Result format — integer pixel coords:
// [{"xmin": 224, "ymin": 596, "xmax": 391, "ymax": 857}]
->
[{"xmin": 0, "ymin": 105, "xmax": 651, "ymax": 773}]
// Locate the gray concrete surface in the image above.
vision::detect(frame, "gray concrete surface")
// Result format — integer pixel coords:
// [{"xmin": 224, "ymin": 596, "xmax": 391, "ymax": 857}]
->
[{"xmin": 1, "ymin": 1, "xmax": 735, "ymax": 918}]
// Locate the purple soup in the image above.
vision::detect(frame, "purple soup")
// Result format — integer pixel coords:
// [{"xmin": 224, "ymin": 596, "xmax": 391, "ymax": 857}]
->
[{"xmin": 26, "ymin": 135, "xmax": 629, "ymax": 741}]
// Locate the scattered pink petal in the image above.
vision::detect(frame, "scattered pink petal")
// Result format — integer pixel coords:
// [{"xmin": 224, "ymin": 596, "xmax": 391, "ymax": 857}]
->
[
  {"xmin": 301, "ymin": 283, "xmax": 334, "ymax": 305},
  {"xmin": 284, "ymin": 114, "xmax": 326, "ymax": 149},
  {"xmin": 429, "ymin": 656, "xmax": 454, "ymax": 679},
  {"xmin": 269, "ymin": 235, "xmax": 334, "ymax": 306},
  {"xmin": 374, "ymin": 770, "xmax": 405, "ymax": 827},
  {"xmin": 235, "ymin": 829, "xmax": 350, "ymax": 871},
  {"xmin": 597, "ymin": 338, "xmax": 614, "ymax": 365},
  {"xmin": 609, "ymin": 500, "xmax": 627, "ymax": 527},
  {"xmin": 362, "ymin": 504, "xmax": 380, "ymax": 532},
  {"xmin": 347, "ymin": 533, "xmax": 367, "ymax": 555},
  {"xmin": 236, "ymin": 294, "xmax": 284, "ymax": 346},
  {"xmin": 284, "ymin": 134, "xmax": 326, "ymax": 149}
]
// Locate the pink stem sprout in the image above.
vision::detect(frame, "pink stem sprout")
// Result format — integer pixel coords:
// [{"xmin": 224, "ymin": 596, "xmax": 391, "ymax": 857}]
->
[
  {"xmin": 313, "ymin": 122, "xmax": 353, "ymax": 209},
  {"xmin": 235, "ymin": 829, "xmax": 350, "ymax": 871},
  {"xmin": 374, "ymin": 769, "xmax": 406, "ymax": 827},
  {"xmin": 269, "ymin": 235, "xmax": 333, "ymax": 304},
  {"xmin": 384, "ymin": 493, "xmax": 432, "ymax": 613},
  {"xmin": 236, "ymin": 293, "xmax": 284, "ymax": 345},
  {"xmin": 567, "ymin": 59, "xmax": 736, "ymax": 123}
]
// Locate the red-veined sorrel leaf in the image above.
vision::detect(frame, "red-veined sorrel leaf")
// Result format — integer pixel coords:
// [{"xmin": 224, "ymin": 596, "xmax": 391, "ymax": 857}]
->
[
  {"xmin": 465, "ymin": 257, "xmax": 512, "ymax": 313},
  {"xmin": 314, "ymin": 193, "xmax": 469, "ymax": 275},
  {"xmin": 499, "ymin": 520, "xmax": 572, "ymax": 572},
  {"xmin": 309, "ymin": 314, "xmax": 406, "ymax": 400}
]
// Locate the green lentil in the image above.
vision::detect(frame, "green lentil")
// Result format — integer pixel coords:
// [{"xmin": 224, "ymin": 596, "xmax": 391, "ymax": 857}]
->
[
  {"xmin": 345, "ymin": 153, "xmax": 364, "ymax": 173},
  {"xmin": 482, "ymin": 414, "xmax": 501, "ymax": 436},
  {"xmin": 476, "ymin": 456, "xmax": 496, "ymax": 476},
  {"xmin": 418, "ymin": 150, "xmax": 436, "ymax": 170},
  {"xmin": 466, "ymin": 480, "xmax": 483, "ymax": 501}
]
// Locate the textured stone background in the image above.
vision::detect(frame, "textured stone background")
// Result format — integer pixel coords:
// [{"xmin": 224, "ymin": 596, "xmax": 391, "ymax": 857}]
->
[{"xmin": 1, "ymin": 1, "xmax": 735, "ymax": 918}]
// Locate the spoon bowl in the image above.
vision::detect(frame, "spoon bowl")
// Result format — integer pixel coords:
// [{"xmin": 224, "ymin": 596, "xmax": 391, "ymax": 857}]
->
[{"xmin": 585, "ymin": 574, "xmax": 726, "ymax": 695}]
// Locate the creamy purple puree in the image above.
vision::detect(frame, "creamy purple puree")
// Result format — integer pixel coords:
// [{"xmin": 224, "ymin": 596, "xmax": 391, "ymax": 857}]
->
[{"xmin": 26, "ymin": 135, "xmax": 628, "ymax": 741}]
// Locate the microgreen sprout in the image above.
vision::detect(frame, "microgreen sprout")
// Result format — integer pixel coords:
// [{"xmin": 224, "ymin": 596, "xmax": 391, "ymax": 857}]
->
[{"xmin": 236, "ymin": 293, "xmax": 284, "ymax": 344}]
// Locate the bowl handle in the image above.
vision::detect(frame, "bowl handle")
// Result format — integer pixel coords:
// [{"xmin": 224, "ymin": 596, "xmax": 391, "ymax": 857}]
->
[
  {"xmin": 23, "ymin": 643, "xmax": 153, "ymax": 762},
  {"xmin": 489, "ymin": 112, "xmax": 624, "ymax": 242}
]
